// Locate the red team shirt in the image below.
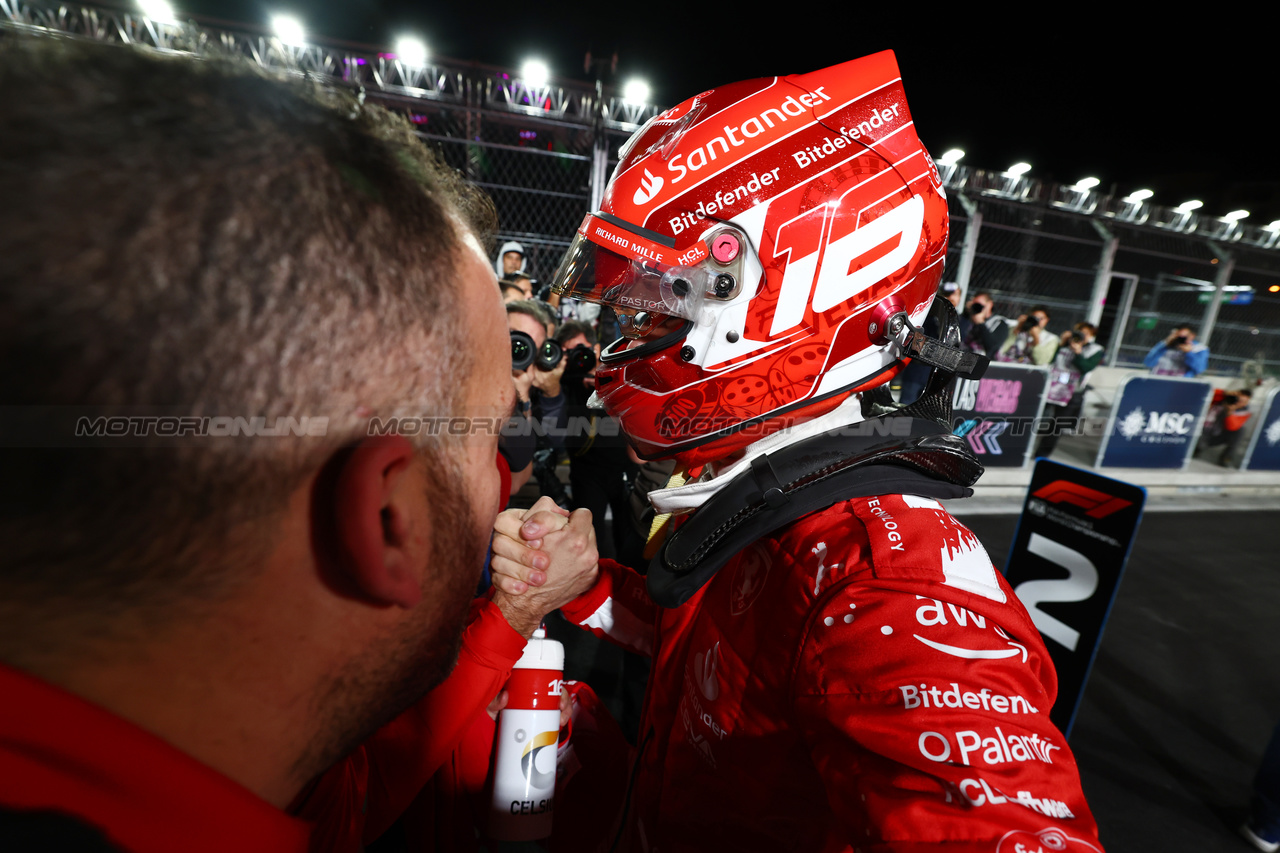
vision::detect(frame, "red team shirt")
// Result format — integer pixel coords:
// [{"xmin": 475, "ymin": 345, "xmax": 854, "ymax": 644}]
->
[
  {"xmin": 561, "ymin": 494, "xmax": 1105, "ymax": 852},
  {"xmin": 0, "ymin": 597, "xmax": 526, "ymax": 853}
]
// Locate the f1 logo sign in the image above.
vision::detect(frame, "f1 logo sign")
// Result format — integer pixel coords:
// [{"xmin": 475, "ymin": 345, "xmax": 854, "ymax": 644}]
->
[
  {"xmin": 1032, "ymin": 480, "xmax": 1133, "ymax": 519},
  {"xmin": 1007, "ymin": 459, "xmax": 1145, "ymax": 736},
  {"xmin": 768, "ymin": 195, "xmax": 924, "ymax": 336}
]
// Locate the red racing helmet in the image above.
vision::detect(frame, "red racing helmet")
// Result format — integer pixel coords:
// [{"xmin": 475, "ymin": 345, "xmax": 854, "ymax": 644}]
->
[{"xmin": 550, "ymin": 51, "xmax": 949, "ymax": 466}]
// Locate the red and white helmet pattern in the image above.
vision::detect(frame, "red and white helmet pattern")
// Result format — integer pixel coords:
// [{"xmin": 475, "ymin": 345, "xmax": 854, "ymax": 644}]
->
[{"xmin": 550, "ymin": 51, "xmax": 949, "ymax": 465}]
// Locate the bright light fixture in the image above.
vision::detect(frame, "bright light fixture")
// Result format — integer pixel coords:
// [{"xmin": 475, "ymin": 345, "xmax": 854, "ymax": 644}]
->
[
  {"xmin": 1006, "ymin": 162, "xmax": 1031, "ymax": 177},
  {"xmin": 938, "ymin": 148, "xmax": 965, "ymax": 166},
  {"xmin": 1223, "ymin": 209, "xmax": 1250, "ymax": 222},
  {"xmin": 138, "ymin": 0, "xmax": 177, "ymax": 23},
  {"xmin": 622, "ymin": 78, "xmax": 650, "ymax": 105},
  {"xmin": 1176, "ymin": 200, "xmax": 1203, "ymax": 212},
  {"xmin": 271, "ymin": 14, "xmax": 306, "ymax": 46},
  {"xmin": 521, "ymin": 59, "xmax": 550, "ymax": 89},
  {"xmin": 1124, "ymin": 189, "xmax": 1154, "ymax": 203},
  {"xmin": 394, "ymin": 36, "xmax": 428, "ymax": 67},
  {"xmin": 1073, "ymin": 177, "xmax": 1100, "ymax": 191}
]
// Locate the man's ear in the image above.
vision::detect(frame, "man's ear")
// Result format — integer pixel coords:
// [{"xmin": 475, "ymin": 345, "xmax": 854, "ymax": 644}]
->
[{"xmin": 326, "ymin": 435, "xmax": 426, "ymax": 608}]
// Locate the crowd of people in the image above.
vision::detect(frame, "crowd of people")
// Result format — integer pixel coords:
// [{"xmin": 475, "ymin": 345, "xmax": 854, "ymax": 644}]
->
[{"xmin": 3, "ymin": 31, "xmax": 1270, "ymax": 853}]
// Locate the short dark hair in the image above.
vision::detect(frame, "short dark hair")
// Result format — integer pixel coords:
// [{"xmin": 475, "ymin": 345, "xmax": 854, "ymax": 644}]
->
[
  {"xmin": 0, "ymin": 36, "xmax": 496, "ymax": 640},
  {"xmin": 499, "ymin": 281, "xmax": 526, "ymax": 298},
  {"xmin": 506, "ymin": 300, "xmax": 546, "ymax": 324},
  {"xmin": 1075, "ymin": 322, "xmax": 1098, "ymax": 336},
  {"xmin": 1030, "ymin": 306, "xmax": 1051, "ymax": 319},
  {"xmin": 555, "ymin": 320, "xmax": 597, "ymax": 347}
]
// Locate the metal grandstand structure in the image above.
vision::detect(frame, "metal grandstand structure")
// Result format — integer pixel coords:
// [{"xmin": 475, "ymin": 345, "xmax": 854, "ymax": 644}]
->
[{"xmin": 5, "ymin": 0, "xmax": 1280, "ymax": 375}]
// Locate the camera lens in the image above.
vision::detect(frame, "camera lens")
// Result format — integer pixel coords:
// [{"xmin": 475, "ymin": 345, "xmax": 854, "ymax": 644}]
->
[
  {"xmin": 535, "ymin": 339, "xmax": 563, "ymax": 372},
  {"xmin": 564, "ymin": 345, "xmax": 597, "ymax": 377},
  {"xmin": 510, "ymin": 331, "xmax": 535, "ymax": 371}
]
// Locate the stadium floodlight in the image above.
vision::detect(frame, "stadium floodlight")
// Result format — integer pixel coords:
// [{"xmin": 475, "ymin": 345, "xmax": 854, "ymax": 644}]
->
[
  {"xmin": 1267, "ymin": 220, "xmax": 1280, "ymax": 231},
  {"xmin": 1073, "ymin": 177, "xmax": 1100, "ymax": 191},
  {"xmin": 1123, "ymin": 189, "xmax": 1154, "ymax": 203},
  {"xmin": 623, "ymin": 78, "xmax": 651, "ymax": 105},
  {"xmin": 394, "ymin": 36, "xmax": 428, "ymax": 67},
  {"xmin": 1223, "ymin": 210, "xmax": 1250, "ymax": 222},
  {"xmin": 1006, "ymin": 162, "xmax": 1031, "ymax": 177},
  {"xmin": 271, "ymin": 14, "xmax": 306, "ymax": 46},
  {"xmin": 938, "ymin": 148, "xmax": 964, "ymax": 166},
  {"xmin": 138, "ymin": 0, "xmax": 177, "ymax": 23},
  {"xmin": 521, "ymin": 59, "xmax": 550, "ymax": 89},
  {"xmin": 1176, "ymin": 200, "xmax": 1203, "ymax": 213}
]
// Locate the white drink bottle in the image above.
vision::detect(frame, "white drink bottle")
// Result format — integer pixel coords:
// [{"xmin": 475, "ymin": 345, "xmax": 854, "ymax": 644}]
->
[{"xmin": 488, "ymin": 626, "xmax": 564, "ymax": 841}]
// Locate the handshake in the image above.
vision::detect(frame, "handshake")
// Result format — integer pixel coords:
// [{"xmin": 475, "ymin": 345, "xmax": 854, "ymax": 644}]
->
[{"xmin": 487, "ymin": 496, "xmax": 601, "ymax": 639}]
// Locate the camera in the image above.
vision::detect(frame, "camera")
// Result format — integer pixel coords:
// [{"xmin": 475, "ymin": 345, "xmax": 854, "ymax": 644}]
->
[
  {"xmin": 1065, "ymin": 330, "xmax": 1082, "ymax": 344},
  {"xmin": 535, "ymin": 339, "xmax": 562, "ymax": 372},
  {"xmin": 968, "ymin": 302, "xmax": 984, "ymax": 316},
  {"xmin": 1017, "ymin": 315, "xmax": 1038, "ymax": 333},
  {"xmin": 510, "ymin": 332, "xmax": 565, "ymax": 373},
  {"xmin": 563, "ymin": 344, "xmax": 597, "ymax": 378},
  {"xmin": 1222, "ymin": 393, "xmax": 1240, "ymax": 407},
  {"xmin": 1170, "ymin": 335, "xmax": 1189, "ymax": 348},
  {"xmin": 510, "ymin": 330, "xmax": 536, "ymax": 371}
]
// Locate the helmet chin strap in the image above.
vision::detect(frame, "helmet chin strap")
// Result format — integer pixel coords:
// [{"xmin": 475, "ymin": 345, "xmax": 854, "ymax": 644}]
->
[{"xmin": 893, "ymin": 315, "xmax": 990, "ymax": 380}]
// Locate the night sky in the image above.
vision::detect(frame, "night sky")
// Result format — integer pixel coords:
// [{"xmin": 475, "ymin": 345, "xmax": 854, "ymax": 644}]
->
[{"xmin": 162, "ymin": 1, "xmax": 1278, "ymax": 224}]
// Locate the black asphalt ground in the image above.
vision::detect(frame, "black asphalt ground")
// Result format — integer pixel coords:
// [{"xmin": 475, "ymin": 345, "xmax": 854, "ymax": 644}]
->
[{"xmin": 959, "ymin": 510, "xmax": 1280, "ymax": 853}]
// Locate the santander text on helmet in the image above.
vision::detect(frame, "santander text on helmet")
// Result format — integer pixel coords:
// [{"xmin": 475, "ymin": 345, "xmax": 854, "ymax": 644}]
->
[{"xmin": 659, "ymin": 87, "xmax": 832, "ymax": 187}]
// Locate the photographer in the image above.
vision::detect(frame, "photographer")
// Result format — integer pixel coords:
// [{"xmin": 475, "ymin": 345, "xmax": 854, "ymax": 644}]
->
[
  {"xmin": 1145, "ymin": 324, "xmax": 1209, "ymax": 377},
  {"xmin": 506, "ymin": 301, "xmax": 569, "ymax": 505},
  {"xmin": 1038, "ymin": 323, "xmax": 1104, "ymax": 457},
  {"xmin": 998, "ymin": 305, "xmax": 1059, "ymax": 365},
  {"xmin": 550, "ymin": 321, "xmax": 636, "ymax": 560},
  {"xmin": 960, "ymin": 291, "xmax": 1010, "ymax": 357},
  {"xmin": 1198, "ymin": 388, "xmax": 1253, "ymax": 466}
]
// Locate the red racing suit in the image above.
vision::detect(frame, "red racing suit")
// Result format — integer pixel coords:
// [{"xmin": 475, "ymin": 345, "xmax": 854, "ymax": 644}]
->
[{"xmin": 560, "ymin": 493, "xmax": 1104, "ymax": 852}]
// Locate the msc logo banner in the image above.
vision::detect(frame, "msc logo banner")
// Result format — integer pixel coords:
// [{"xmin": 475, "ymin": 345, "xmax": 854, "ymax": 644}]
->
[{"xmin": 1098, "ymin": 376, "xmax": 1212, "ymax": 469}]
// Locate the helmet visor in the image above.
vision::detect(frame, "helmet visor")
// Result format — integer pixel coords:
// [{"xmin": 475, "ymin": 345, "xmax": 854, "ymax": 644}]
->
[{"xmin": 551, "ymin": 214, "xmax": 713, "ymax": 323}]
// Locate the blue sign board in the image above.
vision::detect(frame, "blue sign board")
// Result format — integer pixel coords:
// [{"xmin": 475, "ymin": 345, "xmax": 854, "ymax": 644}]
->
[
  {"xmin": 1096, "ymin": 376, "xmax": 1213, "ymax": 469},
  {"xmin": 1242, "ymin": 388, "xmax": 1280, "ymax": 471}
]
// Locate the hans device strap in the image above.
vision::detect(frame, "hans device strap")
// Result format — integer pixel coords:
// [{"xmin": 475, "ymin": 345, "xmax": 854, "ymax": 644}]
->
[{"xmin": 646, "ymin": 425, "xmax": 983, "ymax": 608}]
